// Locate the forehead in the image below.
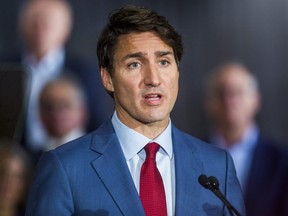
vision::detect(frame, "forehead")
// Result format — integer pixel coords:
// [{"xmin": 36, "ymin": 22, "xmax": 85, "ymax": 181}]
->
[
  {"xmin": 22, "ymin": 1, "xmax": 70, "ymax": 20},
  {"xmin": 216, "ymin": 67, "xmax": 253, "ymax": 87},
  {"xmin": 115, "ymin": 32, "xmax": 173, "ymax": 56},
  {"xmin": 0, "ymin": 154, "xmax": 22, "ymax": 166},
  {"xmin": 42, "ymin": 82, "xmax": 78, "ymax": 99}
]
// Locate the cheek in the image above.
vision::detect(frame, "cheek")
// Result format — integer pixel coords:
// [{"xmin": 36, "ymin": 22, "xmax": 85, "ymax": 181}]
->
[
  {"xmin": 169, "ymin": 75, "xmax": 179, "ymax": 95},
  {"xmin": 58, "ymin": 110, "xmax": 82, "ymax": 125},
  {"xmin": 244, "ymin": 100, "xmax": 258, "ymax": 115},
  {"xmin": 210, "ymin": 101, "xmax": 225, "ymax": 117},
  {"xmin": 114, "ymin": 77, "xmax": 138, "ymax": 98}
]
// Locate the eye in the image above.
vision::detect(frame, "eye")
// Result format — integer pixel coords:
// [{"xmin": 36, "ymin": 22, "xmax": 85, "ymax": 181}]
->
[
  {"xmin": 159, "ymin": 59, "xmax": 170, "ymax": 66},
  {"xmin": 128, "ymin": 62, "xmax": 141, "ymax": 69}
]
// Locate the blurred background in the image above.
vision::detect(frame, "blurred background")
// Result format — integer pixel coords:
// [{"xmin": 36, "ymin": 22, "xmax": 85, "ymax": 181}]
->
[{"xmin": 0, "ymin": 0, "xmax": 287, "ymax": 145}]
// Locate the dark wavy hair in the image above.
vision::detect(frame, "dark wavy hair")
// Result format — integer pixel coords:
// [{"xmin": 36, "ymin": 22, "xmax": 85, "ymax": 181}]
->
[{"xmin": 97, "ymin": 5, "xmax": 184, "ymax": 74}]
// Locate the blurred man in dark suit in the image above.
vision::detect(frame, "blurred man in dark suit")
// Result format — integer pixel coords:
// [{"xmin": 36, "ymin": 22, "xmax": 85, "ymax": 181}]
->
[
  {"xmin": 39, "ymin": 75, "xmax": 87, "ymax": 151},
  {"xmin": 204, "ymin": 62, "xmax": 288, "ymax": 216},
  {"xmin": 1, "ymin": 0, "xmax": 112, "ymax": 152}
]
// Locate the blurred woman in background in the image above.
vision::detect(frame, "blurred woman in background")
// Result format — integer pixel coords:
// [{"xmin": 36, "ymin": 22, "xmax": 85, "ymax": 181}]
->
[{"xmin": 0, "ymin": 140, "xmax": 33, "ymax": 216}]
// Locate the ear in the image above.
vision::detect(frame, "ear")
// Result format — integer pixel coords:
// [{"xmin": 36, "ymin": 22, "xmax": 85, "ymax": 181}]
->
[{"xmin": 100, "ymin": 67, "xmax": 114, "ymax": 93}]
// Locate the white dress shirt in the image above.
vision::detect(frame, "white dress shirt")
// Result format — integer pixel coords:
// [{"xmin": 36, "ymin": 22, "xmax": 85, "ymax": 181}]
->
[
  {"xmin": 22, "ymin": 48, "xmax": 65, "ymax": 150},
  {"xmin": 111, "ymin": 112, "xmax": 175, "ymax": 216}
]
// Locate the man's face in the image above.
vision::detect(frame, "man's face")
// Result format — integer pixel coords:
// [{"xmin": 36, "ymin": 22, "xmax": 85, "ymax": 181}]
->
[
  {"xmin": 40, "ymin": 82, "xmax": 86, "ymax": 138},
  {"xmin": 20, "ymin": 0, "xmax": 71, "ymax": 55},
  {"xmin": 101, "ymin": 32, "xmax": 179, "ymax": 129},
  {"xmin": 207, "ymin": 67, "xmax": 260, "ymax": 130}
]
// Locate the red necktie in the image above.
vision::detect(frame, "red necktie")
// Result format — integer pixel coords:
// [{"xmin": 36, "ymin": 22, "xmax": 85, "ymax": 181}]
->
[{"xmin": 140, "ymin": 142, "xmax": 167, "ymax": 216}]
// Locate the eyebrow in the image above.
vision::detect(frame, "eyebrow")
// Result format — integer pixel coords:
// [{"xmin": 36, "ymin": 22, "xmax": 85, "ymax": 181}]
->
[
  {"xmin": 156, "ymin": 51, "xmax": 174, "ymax": 57},
  {"xmin": 121, "ymin": 50, "xmax": 174, "ymax": 62}
]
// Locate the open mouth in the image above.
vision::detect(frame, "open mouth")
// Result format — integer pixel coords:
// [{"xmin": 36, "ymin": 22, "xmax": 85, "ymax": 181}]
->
[
  {"xmin": 144, "ymin": 93, "xmax": 162, "ymax": 101},
  {"xmin": 144, "ymin": 93, "xmax": 163, "ymax": 105}
]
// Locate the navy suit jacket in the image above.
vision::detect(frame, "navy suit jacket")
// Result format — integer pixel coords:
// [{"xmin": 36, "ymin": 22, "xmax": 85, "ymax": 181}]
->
[
  {"xmin": 244, "ymin": 135, "xmax": 288, "ymax": 216},
  {"xmin": 26, "ymin": 120, "xmax": 245, "ymax": 215}
]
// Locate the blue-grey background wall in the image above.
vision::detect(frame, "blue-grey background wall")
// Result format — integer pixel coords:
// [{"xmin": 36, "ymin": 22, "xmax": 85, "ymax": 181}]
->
[{"xmin": 1, "ymin": 0, "xmax": 287, "ymax": 145}]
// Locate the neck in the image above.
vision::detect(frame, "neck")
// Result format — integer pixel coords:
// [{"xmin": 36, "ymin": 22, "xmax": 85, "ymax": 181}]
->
[
  {"xmin": 216, "ymin": 124, "xmax": 248, "ymax": 147},
  {"xmin": 28, "ymin": 44, "xmax": 60, "ymax": 62},
  {"xmin": 135, "ymin": 122, "xmax": 168, "ymax": 140},
  {"xmin": 116, "ymin": 111, "xmax": 170, "ymax": 140}
]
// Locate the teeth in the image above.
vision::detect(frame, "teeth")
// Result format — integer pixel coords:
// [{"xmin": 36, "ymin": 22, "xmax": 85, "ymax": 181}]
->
[
  {"xmin": 145, "ymin": 94, "xmax": 160, "ymax": 100},
  {"xmin": 145, "ymin": 94, "xmax": 160, "ymax": 101},
  {"xmin": 146, "ymin": 94, "xmax": 158, "ymax": 98},
  {"xmin": 147, "ymin": 97, "xmax": 159, "ymax": 101}
]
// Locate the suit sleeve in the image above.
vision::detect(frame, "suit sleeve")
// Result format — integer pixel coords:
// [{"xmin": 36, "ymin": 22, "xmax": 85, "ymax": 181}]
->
[
  {"xmin": 224, "ymin": 150, "xmax": 246, "ymax": 216},
  {"xmin": 25, "ymin": 151, "xmax": 74, "ymax": 215}
]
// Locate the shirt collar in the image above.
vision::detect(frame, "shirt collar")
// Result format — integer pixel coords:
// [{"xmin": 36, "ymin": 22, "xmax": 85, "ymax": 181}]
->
[
  {"xmin": 45, "ymin": 128, "xmax": 85, "ymax": 151},
  {"xmin": 212, "ymin": 123, "xmax": 259, "ymax": 151},
  {"xmin": 111, "ymin": 111, "xmax": 173, "ymax": 161},
  {"xmin": 23, "ymin": 47, "xmax": 65, "ymax": 73}
]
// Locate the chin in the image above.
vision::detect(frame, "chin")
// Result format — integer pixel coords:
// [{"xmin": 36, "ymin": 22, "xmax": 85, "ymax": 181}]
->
[{"xmin": 141, "ymin": 114, "xmax": 168, "ymax": 124}]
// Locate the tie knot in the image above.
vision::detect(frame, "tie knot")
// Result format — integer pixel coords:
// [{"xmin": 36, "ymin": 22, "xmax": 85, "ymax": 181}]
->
[{"xmin": 144, "ymin": 142, "xmax": 160, "ymax": 160}]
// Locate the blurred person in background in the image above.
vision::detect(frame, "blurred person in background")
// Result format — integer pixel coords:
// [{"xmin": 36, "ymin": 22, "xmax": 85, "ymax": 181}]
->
[
  {"xmin": 204, "ymin": 62, "xmax": 288, "ymax": 216},
  {"xmin": 0, "ymin": 0, "xmax": 110, "ymax": 153},
  {"xmin": 39, "ymin": 75, "xmax": 87, "ymax": 152},
  {"xmin": 0, "ymin": 140, "xmax": 33, "ymax": 216}
]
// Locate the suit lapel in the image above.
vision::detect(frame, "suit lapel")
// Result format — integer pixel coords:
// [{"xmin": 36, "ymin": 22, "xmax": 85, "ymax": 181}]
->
[
  {"xmin": 172, "ymin": 126, "xmax": 204, "ymax": 215},
  {"xmin": 90, "ymin": 122, "xmax": 145, "ymax": 216}
]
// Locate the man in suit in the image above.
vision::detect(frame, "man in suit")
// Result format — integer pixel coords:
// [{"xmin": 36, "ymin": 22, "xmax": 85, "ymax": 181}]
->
[
  {"xmin": 1, "ymin": 0, "xmax": 110, "ymax": 152},
  {"xmin": 204, "ymin": 62, "xmax": 288, "ymax": 216},
  {"xmin": 39, "ymin": 75, "xmax": 87, "ymax": 151},
  {"xmin": 26, "ymin": 6, "xmax": 245, "ymax": 215}
]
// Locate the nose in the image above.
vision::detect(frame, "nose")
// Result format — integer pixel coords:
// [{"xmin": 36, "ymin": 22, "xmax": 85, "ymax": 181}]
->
[{"xmin": 143, "ymin": 64, "xmax": 161, "ymax": 87}]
